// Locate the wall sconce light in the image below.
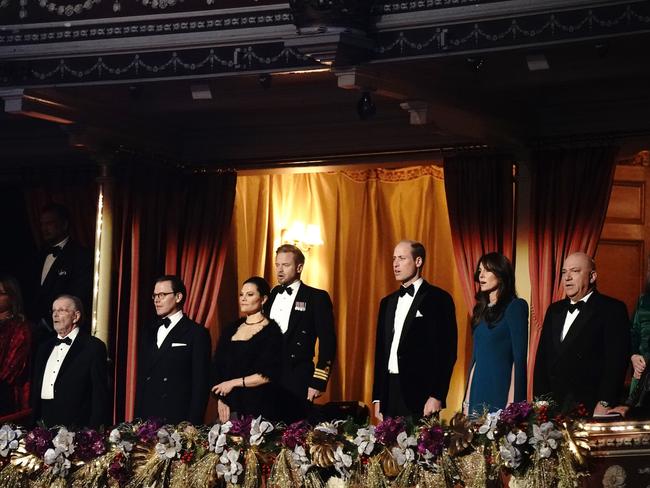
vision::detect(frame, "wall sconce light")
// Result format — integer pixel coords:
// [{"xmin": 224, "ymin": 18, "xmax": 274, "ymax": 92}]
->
[{"xmin": 281, "ymin": 221, "xmax": 324, "ymax": 252}]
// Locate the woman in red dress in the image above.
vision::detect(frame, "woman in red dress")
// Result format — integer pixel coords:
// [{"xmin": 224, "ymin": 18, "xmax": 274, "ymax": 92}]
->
[{"xmin": 0, "ymin": 274, "xmax": 32, "ymax": 416}]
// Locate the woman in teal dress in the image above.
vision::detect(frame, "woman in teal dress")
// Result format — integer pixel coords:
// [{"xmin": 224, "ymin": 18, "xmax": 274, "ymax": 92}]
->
[{"xmin": 463, "ymin": 253, "xmax": 529, "ymax": 416}]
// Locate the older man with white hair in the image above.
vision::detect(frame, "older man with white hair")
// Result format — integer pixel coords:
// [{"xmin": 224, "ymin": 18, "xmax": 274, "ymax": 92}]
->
[{"xmin": 31, "ymin": 294, "xmax": 110, "ymax": 428}]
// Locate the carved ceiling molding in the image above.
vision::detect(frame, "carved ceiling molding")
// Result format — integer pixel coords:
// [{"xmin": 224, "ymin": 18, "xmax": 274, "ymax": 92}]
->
[{"xmin": 374, "ymin": 2, "xmax": 650, "ymax": 60}]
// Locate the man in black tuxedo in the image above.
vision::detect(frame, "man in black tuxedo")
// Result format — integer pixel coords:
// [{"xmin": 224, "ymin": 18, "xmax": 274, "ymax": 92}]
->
[
  {"xmin": 373, "ymin": 240, "xmax": 457, "ymax": 420},
  {"xmin": 534, "ymin": 252, "xmax": 630, "ymax": 415},
  {"xmin": 30, "ymin": 204, "xmax": 92, "ymax": 346},
  {"xmin": 31, "ymin": 294, "xmax": 110, "ymax": 428},
  {"xmin": 134, "ymin": 275, "xmax": 211, "ymax": 425},
  {"xmin": 266, "ymin": 244, "xmax": 337, "ymax": 422}
]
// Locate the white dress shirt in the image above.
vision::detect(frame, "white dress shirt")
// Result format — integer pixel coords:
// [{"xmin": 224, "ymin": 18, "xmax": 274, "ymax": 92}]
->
[
  {"xmin": 270, "ymin": 280, "xmax": 301, "ymax": 334},
  {"xmin": 561, "ymin": 290, "xmax": 594, "ymax": 341},
  {"xmin": 388, "ymin": 277, "xmax": 423, "ymax": 373},
  {"xmin": 156, "ymin": 309, "xmax": 184, "ymax": 348},
  {"xmin": 41, "ymin": 236, "xmax": 69, "ymax": 285},
  {"xmin": 41, "ymin": 326, "xmax": 80, "ymax": 399}
]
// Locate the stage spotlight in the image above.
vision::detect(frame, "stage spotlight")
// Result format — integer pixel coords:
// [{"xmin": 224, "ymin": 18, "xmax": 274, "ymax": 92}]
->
[
  {"xmin": 259, "ymin": 73, "xmax": 272, "ymax": 89},
  {"xmin": 357, "ymin": 91, "xmax": 376, "ymax": 120}
]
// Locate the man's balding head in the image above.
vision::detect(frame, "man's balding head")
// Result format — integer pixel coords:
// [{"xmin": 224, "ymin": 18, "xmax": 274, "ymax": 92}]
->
[{"xmin": 561, "ymin": 252, "xmax": 597, "ymax": 302}]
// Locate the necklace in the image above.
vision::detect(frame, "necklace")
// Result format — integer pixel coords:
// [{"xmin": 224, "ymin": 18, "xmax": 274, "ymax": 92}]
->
[{"xmin": 244, "ymin": 316, "xmax": 265, "ymax": 325}]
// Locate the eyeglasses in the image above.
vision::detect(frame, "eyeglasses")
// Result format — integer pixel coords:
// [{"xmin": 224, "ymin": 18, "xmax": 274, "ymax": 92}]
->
[{"xmin": 152, "ymin": 292, "xmax": 175, "ymax": 301}]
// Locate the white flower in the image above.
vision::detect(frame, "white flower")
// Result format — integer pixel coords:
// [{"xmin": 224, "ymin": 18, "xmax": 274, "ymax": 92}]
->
[
  {"xmin": 109, "ymin": 428, "xmax": 133, "ymax": 453},
  {"xmin": 250, "ymin": 416, "xmax": 273, "ymax": 446},
  {"xmin": 314, "ymin": 421, "xmax": 339, "ymax": 436},
  {"xmin": 0, "ymin": 425, "xmax": 21, "ymax": 457},
  {"xmin": 478, "ymin": 410, "xmax": 502, "ymax": 440},
  {"xmin": 507, "ymin": 430, "xmax": 528, "ymax": 445},
  {"xmin": 216, "ymin": 448, "xmax": 243, "ymax": 484},
  {"xmin": 208, "ymin": 423, "xmax": 231, "ymax": 454},
  {"xmin": 292, "ymin": 444, "xmax": 311, "ymax": 475},
  {"xmin": 390, "ymin": 431, "xmax": 417, "ymax": 466},
  {"xmin": 154, "ymin": 428, "xmax": 182, "ymax": 459},
  {"xmin": 353, "ymin": 426, "xmax": 376, "ymax": 456},
  {"xmin": 529, "ymin": 422, "xmax": 563, "ymax": 459},
  {"xmin": 52, "ymin": 427, "xmax": 75, "ymax": 456},
  {"xmin": 332, "ymin": 445, "xmax": 352, "ymax": 480},
  {"xmin": 44, "ymin": 447, "xmax": 72, "ymax": 477},
  {"xmin": 325, "ymin": 477, "xmax": 346, "ymax": 488},
  {"xmin": 499, "ymin": 439, "xmax": 522, "ymax": 469}
]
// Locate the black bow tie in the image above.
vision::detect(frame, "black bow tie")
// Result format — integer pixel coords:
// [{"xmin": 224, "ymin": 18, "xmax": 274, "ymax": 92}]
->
[
  {"xmin": 55, "ymin": 336, "xmax": 72, "ymax": 346},
  {"xmin": 159, "ymin": 317, "xmax": 172, "ymax": 328},
  {"xmin": 567, "ymin": 301, "xmax": 585, "ymax": 313},
  {"xmin": 279, "ymin": 285, "xmax": 293, "ymax": 296},
  {"xmin": 399, "ymin": 284, "xmax": 415, "ymax": 297},
  {"xmin": 47, "ymin": 246, "xmax": 61, "ymax": 258}
]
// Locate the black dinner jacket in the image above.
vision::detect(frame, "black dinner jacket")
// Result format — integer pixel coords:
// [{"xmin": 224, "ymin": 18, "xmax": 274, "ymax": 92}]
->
[
  {"xmin": 533, "ymin": 290, "xmax": 630, "ymax": 413},
  {"xmin": 265, "ymin": 283, "xmax": 337, "ymax": 398},
  {"xmin": 134, "ymin": 314, "xmax": 211, "ymax": 425},
  {"xmin": 373, "ymin": 280, "xmax": 458, "ymax": 414},
  {"xmin": 31, "ymin": 331, "xmax": 110, "ymax": 429},
  {"xmin": 31, "ymin": 240, "xmax": 93, "ymax": 328}
]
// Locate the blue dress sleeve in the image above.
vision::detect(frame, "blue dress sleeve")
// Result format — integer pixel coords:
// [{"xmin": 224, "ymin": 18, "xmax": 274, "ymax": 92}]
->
[{"xmin": 506, "ymin": 298, "xmax": 529, "ymax": 402}]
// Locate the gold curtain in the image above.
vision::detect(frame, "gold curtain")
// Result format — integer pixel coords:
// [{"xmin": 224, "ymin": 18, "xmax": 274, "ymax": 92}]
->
[{"xmin": 233, "ymin": 166, "xmax": 470, "ymax": 418}]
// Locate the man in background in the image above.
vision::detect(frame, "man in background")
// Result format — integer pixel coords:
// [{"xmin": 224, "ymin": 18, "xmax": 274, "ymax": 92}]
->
[{"xmin": 29, "ymin": 203, "xmax": 92, "ymax": 347}]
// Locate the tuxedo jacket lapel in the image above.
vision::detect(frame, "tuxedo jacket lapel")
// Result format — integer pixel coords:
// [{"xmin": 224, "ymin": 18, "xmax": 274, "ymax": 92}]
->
[
  {"xmin": 384, "ymin": 293, "xmax": 398, "ymax": 355},
  {"xmin": 147, "ymin": 317, "xmax": 191, "ymax": 371},
  {"xmin": 57, "ymin": 333, "xmax": 86, "ymax": 379},
  {"xmin": 40, "ymin": 245, "xmax": 70, "ymax": 290},
  {"xmin": 551, "ymin": 301, "xmax": 567, "ymax": 353},
  {"xmin": 559, "ymin": 300, "xmax": 597, "ymax": 353},
  {"xmin": 398, "ymin": 281, "xmax": 428, "ymax": 351}
]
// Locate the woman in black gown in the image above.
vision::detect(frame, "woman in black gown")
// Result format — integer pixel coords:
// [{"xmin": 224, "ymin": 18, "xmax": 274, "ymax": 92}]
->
[{"xmin": 211, "ymin": 276, "xmax": 283, "ymax": 422}]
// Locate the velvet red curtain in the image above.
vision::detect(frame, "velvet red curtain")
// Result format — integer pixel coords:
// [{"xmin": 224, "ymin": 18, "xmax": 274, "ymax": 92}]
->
[
  {"xmin": 444, "ymin": 154, "xmax": 515, "ymax": 314},
  {"xmin": 110, "ymin": 164, "xmax": 236, "ymax": 422},
  {"xmin": 527, "ymin": 146, "xmax": 619, "ymax": 399}
]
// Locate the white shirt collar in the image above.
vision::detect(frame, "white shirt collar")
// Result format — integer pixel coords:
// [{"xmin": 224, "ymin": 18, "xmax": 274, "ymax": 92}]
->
[
  {"xmin": 400, "ymin": 277, "xmax": 423, "ymax": 294},
  {"xmin": 53, "ymin": 236, "xmax": 70, "ymax": 249},
  {"xmin": 164, "ymin": 309, "xmax": 184, "ymax": 327},
  {"xmin": 58, "ymin": 326, "xmax": 80, "ymax": 343},
  {"xmin": 570, "ymin": 290, "xmax": 594, "ymax": 305}
]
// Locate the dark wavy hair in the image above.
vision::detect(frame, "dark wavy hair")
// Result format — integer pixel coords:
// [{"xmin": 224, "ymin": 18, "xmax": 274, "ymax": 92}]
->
[
  {"xmin": 243, "ymin": 276, "xmax": 271, "ymax": 303},
  {"xmin": 471, "ymin": 252, "xmax": 517, "ymax": 328}
]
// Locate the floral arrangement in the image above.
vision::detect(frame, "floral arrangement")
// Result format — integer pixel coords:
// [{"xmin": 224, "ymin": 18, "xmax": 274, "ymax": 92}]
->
[{"xmin": 0, "ymin": 402, "xmax": 588, "ymax": 487}]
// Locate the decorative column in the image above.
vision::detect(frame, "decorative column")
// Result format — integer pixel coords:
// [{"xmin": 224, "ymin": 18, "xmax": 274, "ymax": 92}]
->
[{"xmin": 91, "ymin": 158, "xmax": 115, "ymax": 345}]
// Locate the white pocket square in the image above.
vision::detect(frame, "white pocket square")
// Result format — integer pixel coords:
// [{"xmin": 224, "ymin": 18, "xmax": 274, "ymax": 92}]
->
[
  {"xmin": 171, "ymin": 343, "xmax": 187, "ymax": 347},
  {"xmin": 416, "ymin": 310, "xmax": 423, "ymax": 318}
]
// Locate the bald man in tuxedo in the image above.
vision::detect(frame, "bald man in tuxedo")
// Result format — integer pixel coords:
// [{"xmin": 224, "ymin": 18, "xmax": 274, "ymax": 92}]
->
[{"xmin": 534, "ymin": 252, "xmax": 630, "ymax": 415}]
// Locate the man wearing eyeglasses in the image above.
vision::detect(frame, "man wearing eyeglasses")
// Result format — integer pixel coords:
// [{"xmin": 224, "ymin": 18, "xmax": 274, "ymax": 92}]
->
[
  {"xmin": 31, "ymin": 294, "xmax": 110, "ymax": 428},
  {"xmin": 134, "ymin": 275, "xmax": 211, "ymax": 424}
]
